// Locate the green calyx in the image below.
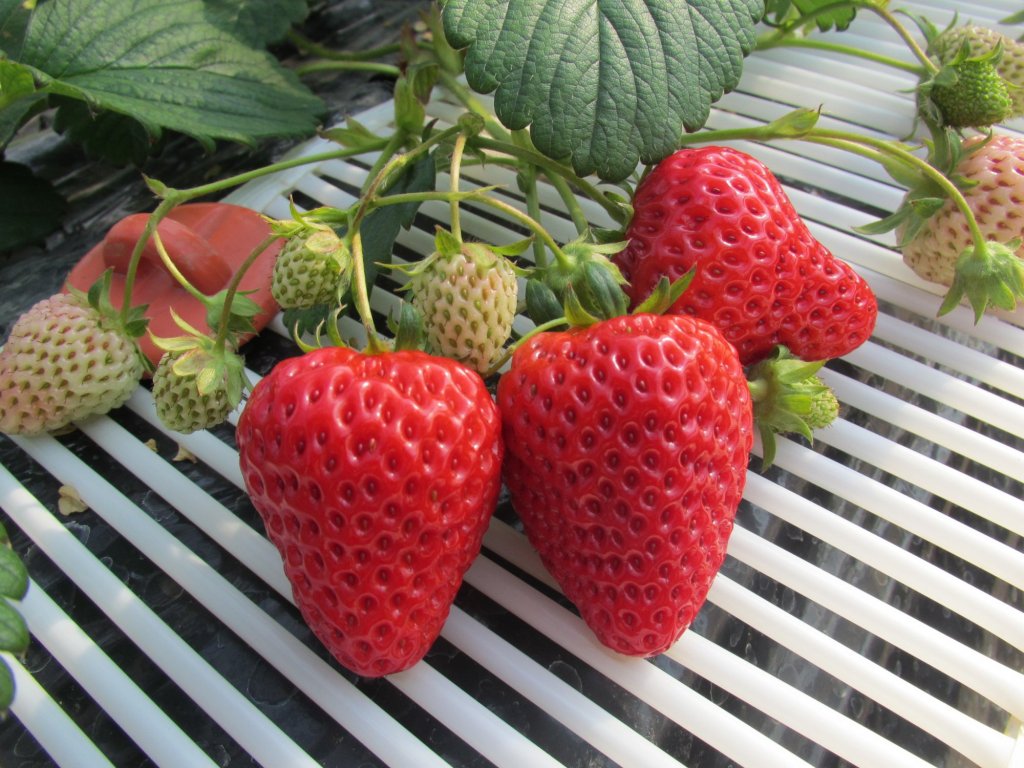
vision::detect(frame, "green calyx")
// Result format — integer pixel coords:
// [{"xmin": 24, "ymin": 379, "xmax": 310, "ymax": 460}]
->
[
  {"xmin": 150, "ymin": 311, "xmax": 248, "ymax": 409},
  {"xmin": 533, "ymin": 236, "xmax": 629, "ymax": 325},
  {"xmin": 746, "ymin": 346, "xmax": 839, "ymax": 469},
  {"xmin": 939, "ymin": 238, "xmax": 1024, "ymax": 321}
]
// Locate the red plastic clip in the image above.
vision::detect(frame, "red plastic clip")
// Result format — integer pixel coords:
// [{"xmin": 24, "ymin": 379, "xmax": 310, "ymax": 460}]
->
[{"xmin": 66, "ymin": 203, "xmax": 282, "ymax": 369}]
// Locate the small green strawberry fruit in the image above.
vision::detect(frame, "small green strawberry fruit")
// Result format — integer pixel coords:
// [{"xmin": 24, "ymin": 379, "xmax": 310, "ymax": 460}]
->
[
  {"xmin": 0, "ymin": 275, "xmax": 145, "ymax": 436},
  {"xmin": 150, "ymin": 313, "xmax": 248, "ymax": 434},
  {"xmin": 271, "ymin": 229, "xmax": 351, "ymax": 310},
  {"xmin": 406, "ymin": 230, "xmax": 519, "ymax": 374},
  {"xmin": 746, "ymin": 346, "xmax": 839, "ymax": 467},
  {"xmin": 928, "ymin": 50, "xmax": 1013, "ymax": 128},
  {"xmin": 932, "ymin": 24, "xmax": 1024, "ymax": 118}
]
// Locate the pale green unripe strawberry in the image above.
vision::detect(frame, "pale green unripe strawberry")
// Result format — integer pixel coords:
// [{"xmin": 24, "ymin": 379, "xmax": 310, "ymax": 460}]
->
[
  {"xmin": 150, "ymin": 326, "xmax": 248, "ymax": 435},
  {"xmin": 271, "ymin": 229, "xmax": 352, "ymax": 310},
  {"xmin": 805, "ymin": 377, "xmax": 839, "ymax": 430},
  {"xmin": 929, "ymin": 55, "xmax": 1013, "ymax": 128},
  {"xmin": 151, "ymin": 351, "xmax": 230, "ymax": 434},
  {"xmin": 0, "ymin": 289, "xmax": 144, "ymax": 436},
  {"xmin": 407, "ymin": 239, "xmax": 518, "ymax": 374},
  {"xmin": 932, "ymin": 25, "xmax": 1024, "ymax": 117}
]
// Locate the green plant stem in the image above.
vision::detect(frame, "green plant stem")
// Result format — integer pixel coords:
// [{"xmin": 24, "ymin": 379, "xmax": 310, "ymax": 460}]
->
[
  {"xmin": 287, "ymin": 30, "xmax": 402, "ymax": 61},
  {"xmin": 758, "ymin": 0, "xmax": 938, "ymax": 75},
  {"xmin": 213, "ymin": 234, "xmax": 278, "ymax": 351},
  {"xmin": 449, "ymin": 132, "xmax": 468, "ymax": 242},
  {"xmin": 484, "ymin": 315, "xmax": 568, "ymax": 377},
  {"xmin": 348, "ymin": 229, "xmax": 382, "ymax": 351},
  {"xmin": 150, "ymin": 230, "xmax": 208, "ymax": 303},
  {"xmin": 294, "ymin": 60, "xmax": 402, "ymax": 78},
  {"xmin": 807, "ymin": 128, "xmax": 986, "ymax": 251},
  {"xmin": 756, "ymin": 36, "xmax": 925, "ymax": 74},
  {"xmin": 359, "ymin": 131, "xmax": 409, "ymax": 197},
  {"xmin": 437, "ymin": 70, "xmax": 512, "ymax": 142},
  {"xmin": 472, "ymin": 136, "xmax": 628, "ymax": 226},
  {"xmin": 546, "ymin": 172, "xmax": 591, "ymax": 235},
  {"xmin": 119, "ymin": 197, "xmax": 176, "ymax": 328}
]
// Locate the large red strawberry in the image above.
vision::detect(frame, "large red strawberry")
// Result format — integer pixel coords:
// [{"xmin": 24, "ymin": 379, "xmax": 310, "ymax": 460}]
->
[
  {"xmin": 497, "ymin": 312, "xmax": 753, "ymax": 656},
  {"xmin": 616, "ymin": 146, "xmax": 877, "ymax": 365},
  {"xmin": 236, "ymin": 345, "xmax": 503, "ymax": 677}
]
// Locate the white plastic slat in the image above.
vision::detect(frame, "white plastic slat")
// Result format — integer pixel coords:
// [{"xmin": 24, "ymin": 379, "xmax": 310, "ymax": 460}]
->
[
  {"xmin": 5, "ymin": 654, "xmax": 116, "ymax": 768},
  {"xmin": 18, "ymin": 580, "xmax": 218, "ymax": 768}
]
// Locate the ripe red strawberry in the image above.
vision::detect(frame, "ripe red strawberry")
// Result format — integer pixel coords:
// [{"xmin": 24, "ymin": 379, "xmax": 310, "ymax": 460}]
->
[
  {"xmin": 236, "ymin": 345, "xmax": 503, "ymax": 677},
  {"xmin": 497, "ymin": 313, "xmax": 753, "ymax": 656},
  {"xmin": 0, "ymin": 283, "xmax": 145, "ymax": 436},
  {"xmin": 615, "ymin": 146, "xmax": 877, "ymax": 365}
]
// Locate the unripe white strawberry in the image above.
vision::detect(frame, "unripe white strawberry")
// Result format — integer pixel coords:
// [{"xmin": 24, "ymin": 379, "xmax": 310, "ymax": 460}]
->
[
  {"xmin": 898, "ymin": 134, "xmax": 1024, "ymax": 322},
  {"xmin": 150, "ymin": 324, "xmax": 248, "ymax": 435},
  {"xmin": 901, "ymin": 135, "xmax": 1024, "ymax": 284},
  {"xmin": 407, "ymin": 238, "xmax": 518, "ymax": 374},
  {"xmin": 0, "ymin": 289, "xmax": 144, "ymax": 436},
  {"xmin": 271, "ymin": 228, "xmax": 351, "ymax": 309},
  {"xmin": 931, "ymin": 25, "xmax": 1024, "ymax": 117}
]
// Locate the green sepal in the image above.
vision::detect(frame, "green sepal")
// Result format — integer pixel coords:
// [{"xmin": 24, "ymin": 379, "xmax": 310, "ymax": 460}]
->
[
  {"xmin": 73, "ymin": 269, "xmax": 149, "ymax": 341},
  {"xmin": 389, "ymin": 302, "xmax": 425, "ymax": 352},
  {"xmin": 562, "ymin": 284, "xmax": 601, "ymax": 328},
  {"xmin": 578, "ymin": 260, "xmax": 628, "ymax": 320},
  {"xmin": 393, "ymin": 75, "xmax": 426, "ymax": 136},
  {"xmin": 0, "ymin": 601, "xmax": 28, "ymax": 657},
  {"xmin": 205, "ymin": 290, "xmax": 262, "ymax": 342},
  {"xmin": 762, "ymin": 106, "xmax": 821, "ymax": 138},
  {"xmin": 525, "ymin": 278, "xmax": 565, "ymax": 326},
  {"xmin": 747, "ymin": 346, "xmax": 837, "ymax": 470},
  {"xmin": 144, "ymin": 175, "xmax": 171, "ymax": 199},
  {"xmin": 434, "ymin": 226, "xmax": 462, "ymax": 257},
  {"xmin": 489, "ymin": 236, "xmax": 534, "ymax": 258},
  {"xmin": 938, "ymin": 239, "xmax": 1024, "ymax": 321},
  {"xmin": 320, "ymin": 117, "xmax": 384, "ymax": 151},
  {"xmin": 633, "ymin": 271, "xmax": 695, "ymax": 315},
  {"xmin": 0, "ymin": 548, "xmax": 28, "ymax": 602}
]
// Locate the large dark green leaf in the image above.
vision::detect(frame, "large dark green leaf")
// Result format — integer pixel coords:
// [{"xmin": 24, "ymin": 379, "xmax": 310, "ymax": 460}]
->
[
  {"xmin": 13, "ymin": 0, "xmax": 323, "ymax": 148},
  {"xmin": 443, "ymin": 0, "xmax": 764, "ymax": 181},
  {"xmin": 52, "ymin": 98, "xmax": 157, "ymax": 166},
  {"xmin": 204, "ymin": 0, "xmax": 309, "ymax": 47}
]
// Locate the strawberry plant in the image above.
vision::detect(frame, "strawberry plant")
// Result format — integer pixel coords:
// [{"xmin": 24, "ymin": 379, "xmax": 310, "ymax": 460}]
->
[{"xmin": 6, "ymin": 0, "xmax": 1024, "ymax": 687}]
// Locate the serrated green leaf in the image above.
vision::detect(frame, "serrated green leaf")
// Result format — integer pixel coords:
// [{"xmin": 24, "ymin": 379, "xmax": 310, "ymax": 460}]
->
[
  {"xmin": 764, "ymin": 0, "xmax": 856, "ymax": 31},
  {"xmin": 203, "ymin": 0, "xmax": 308, "ymax": 47},
  {"xmin": 0, "ymin": 548, "xmax": 27, "ymax": 601},
  {"xmin": 0, "ymin": 600, "xmax": 27, "ymax": 655},
  {"xmin": 443, "ymin": 0, "xmax": 763, "ymax": 181},
  {"xmin": 0, "ymin": 162, "xmax": 68, "ymax": 251},
  {"xmin": 14, "ymin": 0, "xmax": 323, "ymax": 148}
]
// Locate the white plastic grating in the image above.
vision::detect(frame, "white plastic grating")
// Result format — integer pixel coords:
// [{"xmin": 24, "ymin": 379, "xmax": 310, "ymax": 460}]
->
[{"xmin": 2, "ymin": 1, "xmax": 1023, "ymax": 766}]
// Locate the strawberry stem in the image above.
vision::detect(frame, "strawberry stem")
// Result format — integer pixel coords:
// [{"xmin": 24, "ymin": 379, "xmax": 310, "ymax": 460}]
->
[
  {"xmin": 755, "ymin": 36, "xmax": 926, "ymax": 75},
  {"xmin": 294, "ymin": 60, "xmax": 402, "ymax": 78},
  {"xmin": 449, "ymin": 132, "xmax": 468, "ymax": 243},
  {"xmin": 483, "ymin": 315, "xmax": 568, "ymax": 378},
  {"xmin": 213, "ymin": 234, "xmax": 278, "ymax": 352},
  {"xmin": 471, "ymin": 136, "xmax": 630, "ymax": 226},
  {"xmin": 151, "ymin": 229, "xmax": 208, "ymax": 304}
]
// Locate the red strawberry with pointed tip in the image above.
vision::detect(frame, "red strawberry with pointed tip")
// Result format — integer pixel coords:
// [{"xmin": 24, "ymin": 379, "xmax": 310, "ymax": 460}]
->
[
  {"xmin": 616, "ymin": 146, "xmax": 877, "ymax": 365},
  {"xmin": 497, "ymin": 312, "xmax": 752, "ymax": 656},
  {"xmin": 236, "ymin": 346, "xmax": 503, "ymax": 677}
]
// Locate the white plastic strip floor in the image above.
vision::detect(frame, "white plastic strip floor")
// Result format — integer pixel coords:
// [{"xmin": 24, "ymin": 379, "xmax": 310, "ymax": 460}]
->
[{"xmin": 2, "ymin": 2, "xmax": 1023, "ymax": 767}]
